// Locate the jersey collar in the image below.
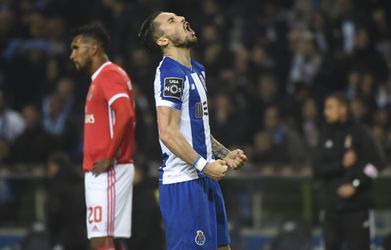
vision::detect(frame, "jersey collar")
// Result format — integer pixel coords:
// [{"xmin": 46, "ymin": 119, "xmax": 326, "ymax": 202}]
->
[{"xmin": 91, "ymin": 61, "xmax": 112, "ymax": 81}]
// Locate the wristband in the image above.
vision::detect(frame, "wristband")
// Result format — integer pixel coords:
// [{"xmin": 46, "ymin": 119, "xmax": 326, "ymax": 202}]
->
[{"xmin": 192, "ymin": 156, "xmax": 208, "ymax": 172}]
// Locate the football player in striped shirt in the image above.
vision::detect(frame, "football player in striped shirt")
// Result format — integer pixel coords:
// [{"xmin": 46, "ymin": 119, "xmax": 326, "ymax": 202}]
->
[{"xmin": 139, "ymin": 12, "xmax": 247, "ymax": 250}]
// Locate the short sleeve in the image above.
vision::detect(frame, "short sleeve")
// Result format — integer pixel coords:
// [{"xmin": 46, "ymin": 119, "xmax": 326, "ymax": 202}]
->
[
  {"xmin": 99, "ymin": 70, "xmax": 130, "ymax": 106},
  {"xmin": 154, "ymin": 66, "xmax": 185, "ymax": 111}
]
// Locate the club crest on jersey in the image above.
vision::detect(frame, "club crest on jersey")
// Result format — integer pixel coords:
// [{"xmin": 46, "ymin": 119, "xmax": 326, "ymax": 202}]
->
[
  {"xmin": 195, "ymin": 230, "xmax": 206, "ymax": 246},
  {"xmin": 163, "ymin": 77, "xmax": 183, "ymax": 99}
]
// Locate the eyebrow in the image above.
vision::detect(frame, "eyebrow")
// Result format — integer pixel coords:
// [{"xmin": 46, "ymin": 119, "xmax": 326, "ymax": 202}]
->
[{"xmin": 167, "ymin": 16, "xmax": 174, "ymax": 23}]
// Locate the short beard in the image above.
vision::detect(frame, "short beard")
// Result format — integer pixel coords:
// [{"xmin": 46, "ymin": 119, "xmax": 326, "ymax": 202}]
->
[
  {"xmin": 76, "ymin": 58, "xmax": 92, "ymax": 73},
  {"xmin": 172, "ymin": 36, "xmax": 198, "ymax": 48}
]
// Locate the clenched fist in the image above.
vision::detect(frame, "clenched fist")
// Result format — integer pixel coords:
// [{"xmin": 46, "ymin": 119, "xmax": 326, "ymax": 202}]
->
[
  {"xmin": 224, "ymin": 149, "xmax": 248, "ymax": 170},
  {"xmin": 203, "ymin": 159, "xmax": 228, "ymax": 181}
]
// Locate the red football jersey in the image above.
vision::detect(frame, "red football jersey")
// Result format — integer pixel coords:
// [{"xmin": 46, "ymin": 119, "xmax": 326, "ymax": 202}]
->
[{"xmin": 83, "ymin": 62, "xmax": 135, "ymax": 171}]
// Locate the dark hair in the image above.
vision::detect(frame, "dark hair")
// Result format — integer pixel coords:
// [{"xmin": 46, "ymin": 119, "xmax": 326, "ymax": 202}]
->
[
  {"xmin": 70, "ymin": 23, "xmax": 110, "ymax": 52},
  {"xmin": 138, "ymin": 11, "xmax": 163, "ymax": 53}
]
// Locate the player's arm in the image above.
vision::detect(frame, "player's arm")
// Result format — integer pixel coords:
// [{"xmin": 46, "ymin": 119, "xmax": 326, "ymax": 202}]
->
[
  {"xmin": 346, "ymin": 126, "xmax": 386, "ymax": 188},
  {"xmin": 210, "ymin": 135, "xmax": 230, "ymax": 159},
  {"xmin": 92, "ymin": 97, "xmax": 134, "ymax": 176},
  {"xmin": 92, "ymin": 69, "xmax": 135, "ymax": 176},
  {"xmin": 210, "ymin": 135, "xmax": 247, "ymax": 170},
  {"xmin": 106, "ymin": 97, "xmax": 134, "ymax": 160},
  {"xmin": 157, "ymin": 106, "xmax": 227, "ymax": 180},
  {"xmin": 337, "ymin": 126, "xmax": 386, "ymax": 199}
]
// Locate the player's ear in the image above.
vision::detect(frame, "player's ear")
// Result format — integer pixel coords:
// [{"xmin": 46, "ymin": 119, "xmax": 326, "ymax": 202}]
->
[
  {"xmin": 90, "ymin": 43, "xmax": 99, "ymax": 56},
  {"xmin": 156, "ymin": 37, "xmax": 169, "ymax": 48}
]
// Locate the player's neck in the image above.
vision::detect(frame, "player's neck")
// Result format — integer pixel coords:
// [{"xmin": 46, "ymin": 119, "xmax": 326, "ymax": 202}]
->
[
  {"xmin": 89, "ymin": 55, "xmax": 109, "ymax": 76},
  {"xmin": 164, "ymin": 48, "xmax": 191, "ymax": 69}
]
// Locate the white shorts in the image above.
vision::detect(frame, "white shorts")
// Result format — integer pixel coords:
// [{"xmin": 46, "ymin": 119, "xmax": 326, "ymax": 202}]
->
[{"xmin": 84, "ymin": 163, "xmax": 134, "ymax": 239}]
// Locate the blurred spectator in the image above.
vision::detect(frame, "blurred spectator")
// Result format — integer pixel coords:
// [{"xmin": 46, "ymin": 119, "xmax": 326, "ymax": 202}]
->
[
  {"xmin": 348, "ymin": 28, "xmax": 388, "ymax": 83},
  {"xmin": 0, "ymin": 89, "xmax": 25, "ymax": 143},
  {"xmin": 254, "ymin": 106, "xmax": 306, "ymax": 164},
  {"xmin": 300, "ymin": 98, "xmax": 320, "ymax": 150},
  {"xmin": 351, "ymin": 97, "xmax": 370, "ymax": 124},
  {"xmin": 0, "ymin": 0, "xmax": 389, "ymax": 186},
  {"xmin": 252, "ymin": 131, "xmax": 275, "ymax": 164},
  {"xmin": 127, "ymin": 165, "xmax": 165, "ymax": 250},
  {"xmin": 210, "ymin": 93, "xmax": 250, "ymax": 147},
  {"xmin": 288, "ymin": 31, "xmax": 322, "ymax": 94},
  {"xmin": 309, "ymin": 11, "xmax": 332, "ymax": 54},
  {"xmin": 345, "ymin": 69, "xmax": 361, "ymax": 99},
  {"xmin": 0, "ymin": 89, "xmax": 25, "ymax": 162},
  {"xmin": 54, "ymin": 77, "xmax": 75, "ymax": 116},
  {"xmin": 42, "ymin": 82, "xmax": 81, "ymax": 157},
  {"xmin": 128, "ymin": 48, "xmax": 155, "ymax": 96},
  {"xmin": 133, "ymin": 85, "xmax": 160, "ymax": 162},
  {"xmin": 42, "ymin": 93, "xmax": 68, "ymax": 136},
  {"xmin": 251, "ymin": 74, "xmax": 280, "ymax": 131},
  {"xmin": 372, "ymin": 108, "xmax": 389, "ymax": 128},
  {"xmin": 249, "ymin": 45, "xmax": 276, "ymax": 76},
  {"xmin": 313, "ymin": 93, "xmax": 386, "ymax": 250},
  {"xmin": 371, "ymin": 125, "xmax": 387, "ymax": 150},
  {"xmin": 46, "ymin": 152, "xmax": 87, "ymax": 250},
  {"xmin": 10, "ymin": 105, "xmax": 54, "ymax": 164}
]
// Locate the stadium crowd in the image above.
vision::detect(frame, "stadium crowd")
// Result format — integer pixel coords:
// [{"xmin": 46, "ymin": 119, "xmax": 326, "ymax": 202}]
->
[
  {"xmin": 1, "ymin": 0, "xmax": 391, "ymax": 249},
  {"xmin": 1, "ymin": 0, "xmax": 391, "ymax": 168}
]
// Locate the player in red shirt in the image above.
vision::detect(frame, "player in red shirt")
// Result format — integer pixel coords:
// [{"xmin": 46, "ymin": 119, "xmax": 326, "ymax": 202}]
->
[{"xmin": 69, "ymin": 23, "xmax": 135, "ymax": 250}]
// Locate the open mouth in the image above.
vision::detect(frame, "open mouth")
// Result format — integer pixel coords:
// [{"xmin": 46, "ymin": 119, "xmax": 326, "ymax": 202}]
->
[{"xmin": 184, "ymin": 22, "xmax": 195, "ymax": 35}]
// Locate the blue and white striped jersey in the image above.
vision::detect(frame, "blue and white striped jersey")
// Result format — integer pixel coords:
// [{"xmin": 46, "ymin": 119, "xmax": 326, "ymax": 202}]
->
[{"xmin": 154, "ymin": 57, "xmax": 213, "ymax": 184}]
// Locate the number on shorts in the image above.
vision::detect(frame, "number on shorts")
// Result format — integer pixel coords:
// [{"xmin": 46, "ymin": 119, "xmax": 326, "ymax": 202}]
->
[{"xmin": 88, "ymin": 206, "xmax": 103, "ymax": 224}]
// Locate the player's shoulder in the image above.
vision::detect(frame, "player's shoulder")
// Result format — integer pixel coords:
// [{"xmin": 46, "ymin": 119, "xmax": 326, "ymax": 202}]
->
[
  {"xmin": 97, "ymin": 63, "xmax": 129, "ymax": 83},
  {"xmin": 157, "ymin": 57, "xmax": 186, "ymax": 78},
  {"xmin": 103, "ymin": 63, "xmax": 128, "ymax": 77},
  {"xmin": 191, "ymin": 60, "xmax": 205, "ymax": 72}
]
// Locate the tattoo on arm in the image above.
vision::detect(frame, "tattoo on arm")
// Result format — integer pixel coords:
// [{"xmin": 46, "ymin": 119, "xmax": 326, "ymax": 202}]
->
[{"xmin": 211, "ymin": 135, "xmax": 230, "ymax": 159}]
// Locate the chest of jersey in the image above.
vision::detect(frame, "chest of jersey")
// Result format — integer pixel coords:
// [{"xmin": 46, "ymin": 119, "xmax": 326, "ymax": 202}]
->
[
  {"xmin": 84, "ymin": 83, "xmax": 107, "ymax": 124},
  {"xmin": 182, "ymin": 72, "xmax": 209, "ymax": 120}
]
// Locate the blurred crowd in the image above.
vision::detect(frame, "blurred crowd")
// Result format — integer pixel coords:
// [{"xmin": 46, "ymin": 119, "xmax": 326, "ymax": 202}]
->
[{"xmin": 1, "ymin": 0, "xmax": 391, "ymax": 168}]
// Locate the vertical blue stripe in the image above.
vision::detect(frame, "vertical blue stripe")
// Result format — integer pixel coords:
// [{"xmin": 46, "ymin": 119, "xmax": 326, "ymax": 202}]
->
[
  {"xmin": 188, "ymin": 76, "xmax": 207, "ymax": 159},
  {"xmin": 159, "ymin": 153, "xmax": 169, "ymax": 182}
]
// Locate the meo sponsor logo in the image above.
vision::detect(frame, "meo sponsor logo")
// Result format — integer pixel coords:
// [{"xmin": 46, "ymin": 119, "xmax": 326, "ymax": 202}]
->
[{"xmin": 85, "ymin": 114, "xmax": 95, "ymax": 123}]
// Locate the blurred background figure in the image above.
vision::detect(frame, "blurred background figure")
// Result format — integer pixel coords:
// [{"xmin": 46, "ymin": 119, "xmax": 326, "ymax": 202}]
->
[
  {"xmin": 313, "ymin": 93, "xmax": 386, "ymax": 250},
  {"xmin": 46, "ymin": 152, "xmax": 86, "ymax": 250},
  {"xmin": 0, "ymin": 89, "xmax": 25, "ymax": 163},
  {"xmin": 10, "ymin": 104, "xmax": 54, "ymax": 165},
  {"xmin": 127, "ymin": 164, "xmax": 165, "ymax": 250}
]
